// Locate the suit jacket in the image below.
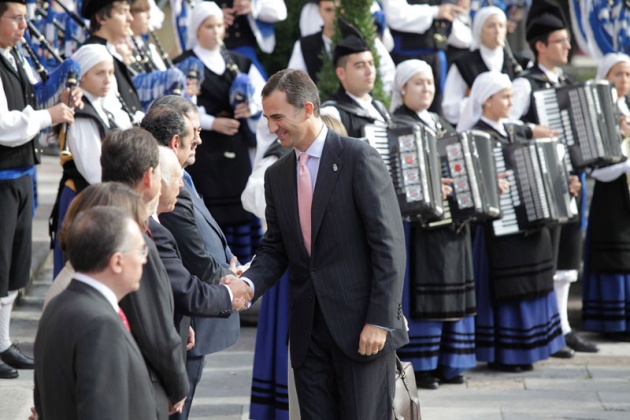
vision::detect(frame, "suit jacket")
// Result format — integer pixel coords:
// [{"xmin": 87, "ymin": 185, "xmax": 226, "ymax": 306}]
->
[
  {"xmin": 159, "ymin": 184, "xmax": 240, "ymax": 356},
  {"xmin": 118, "ymin": 233, "xmax": 189, "ymax": 417},
  {"xmin": 245, "ymin": 130, "xmax": 409, "ymax": 368},
  {"xmin": 34, "ymin": 281, "xmax": 157, "ymax": 420},
  {"xmin": 149, "ymin": 217, "xmax": 232, "ymax": 329}
]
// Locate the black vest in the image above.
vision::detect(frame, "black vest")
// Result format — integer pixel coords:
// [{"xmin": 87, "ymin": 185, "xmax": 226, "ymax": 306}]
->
[
  {"xmin": 390, "ymin": 0, "xmax": 450, "ymax": 52},
  {"xmin": 82, "ymin": 35, "xmax": 143, "ymax": 114},
  {"xmin": 322, "ymin": 89, "xmax": 391, "ymax": 139},
  {"xmin": 0, "ymin": 49, "xmax": 40, "ymax": 170},
  {"xmin": 454, "ymin": 49, "xmax": 519, "ymax": 89},
  {"xmin": 221, "ymin": 0, "xmax": 257, "ymax": 49},
  {"xmin": 299, "ymin": 30, "xmax": 326, "ymax": 84},
  {"xmin": 519, "ymin": 65, "xmax": 574, "ymax": 124},
  {"xmin": 74, "ymin": 96, "xmax": 112, "ymax": 139},
  {"xmin": 392, "ymin": 105, "xmax": 456, "ymax": 137}
]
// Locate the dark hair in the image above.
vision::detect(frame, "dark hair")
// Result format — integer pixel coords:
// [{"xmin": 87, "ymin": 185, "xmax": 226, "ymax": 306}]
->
[
  {"xmin": 101, "ymin": 127, "xmax": 159, "ymax": 186},
  {"xmin": 65, "ymin": 206, "xmax": 134, "ymax": 273},
  {"xmin": 90, "ymin": 1, "xmax": 130, "ymax": 33},
  {"xmin": 528, "ymin": 34, "xmax": 550, "ymax": 61},
  {"xmin": 142, "ymin": 96, "xmax": 197, "ymax": 147},
  {"xmin": 0, "ymin": 1, "xmax": 25, "ymax": 16},
  {"xmin": 59, "ymin": 182, "xmax": 144, "ymax": 253},
  {"xmin": 261, "ymin": 69, "xmax": 320, "ymax": 117}
]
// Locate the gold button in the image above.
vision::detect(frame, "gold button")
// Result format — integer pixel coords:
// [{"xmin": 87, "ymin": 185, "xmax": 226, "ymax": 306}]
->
[{"xmin": 235, "ymin": 32, "xmax": 240, "ymax": 38}]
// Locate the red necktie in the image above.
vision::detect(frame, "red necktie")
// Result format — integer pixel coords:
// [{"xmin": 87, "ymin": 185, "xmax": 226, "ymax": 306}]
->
[
  {"xmin": 118, "ymin": 307, "xmax": 131, "ymax": 332},
  {"xmin": 298, "ymin": 154, "xmax": 313, "ymax": 255}
]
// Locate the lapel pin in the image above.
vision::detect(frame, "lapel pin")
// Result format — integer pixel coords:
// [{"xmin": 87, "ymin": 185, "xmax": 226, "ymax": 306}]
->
[{"xmin": 332, "ymin": 164, "xmax": 338, "ymax": 172}]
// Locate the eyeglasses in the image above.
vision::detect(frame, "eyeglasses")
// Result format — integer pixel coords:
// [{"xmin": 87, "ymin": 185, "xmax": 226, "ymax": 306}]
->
[
  {"xmin": 121, "ymin": 244, "xmax": 149, "ymax": 259},
  {"xmin": 548, "ymin": 37, "xmax": 571, "ymax": 46},
  {"xmin": 1, "ymin": 15, "xmax": 27, "ymax": 24}
]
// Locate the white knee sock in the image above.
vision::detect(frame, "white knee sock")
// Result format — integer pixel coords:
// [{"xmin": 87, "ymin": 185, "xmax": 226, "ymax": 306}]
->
[
  {"xmin": 0, "ymin": 291, "xmax": 18, "ymax": 352},
  {"xmin": 553, "ymin": 270, "xmax": 578, "ymax": 336}
]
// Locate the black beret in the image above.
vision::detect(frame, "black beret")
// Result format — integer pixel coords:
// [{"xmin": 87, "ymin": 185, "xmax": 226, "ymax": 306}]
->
[
  {"xmin": 81, "ymin": 0, "xmax": 123, "ymax": 20},
  {"xmin": 333, "ymin": 18, "xmax": 370, "ymax": 65},
  {"xmin": 525, "ymin": 0, "xmax": 567, "ymax": 43}
]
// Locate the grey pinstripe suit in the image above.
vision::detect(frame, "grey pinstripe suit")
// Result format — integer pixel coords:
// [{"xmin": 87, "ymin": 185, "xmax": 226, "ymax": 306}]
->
[{"xmin": 245, "ymin": 129, "xmax": 408, "ymax": 418}]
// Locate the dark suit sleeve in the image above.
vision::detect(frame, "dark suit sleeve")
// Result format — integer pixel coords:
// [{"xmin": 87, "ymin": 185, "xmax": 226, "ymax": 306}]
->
[
  {"xmin": 353, "ymin": 144, "xmax": 406, "ymax": 329},
  {"xmin": 248, "ymin": 165, "xmax": 290, "ymax": 301},
  {"xmin": 159, "ymin": 191, "xmax": 232, "ymax": 281},
  {"xmin": 119, "ymin": 240, "xmax": 189, "ymax": 405},
  {"xmin": 152, "ymin": 222, "xmax": 233, "ymax": 318}
]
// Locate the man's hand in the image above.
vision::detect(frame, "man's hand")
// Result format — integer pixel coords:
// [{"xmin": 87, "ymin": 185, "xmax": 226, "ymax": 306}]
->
[
  {"xmin": 233, "ymin": 0, "xmax": 252, "ymax": 16},
  {"xmin": 358, "ymin": 324, "xmax": 387, "ymax": 356},
  {"xmin": 220, "ymin": 274, "xmax": 253, "ymax": 310},
  {"xmin": 437, "ymin": 4, "xmax": 464, "ymax": 21},
  {"xmin": 212, "ymin": 117, "xmax": 240, "ymax": 135},
  {"xmin": 222, "ymin": 7, "xmax": 235, "ymax": 26},
  {"xmin": 229, "ymin": 256, "xmax": 244, "ymax": 276},
  {"xmin": 233, "ymin": 102, "xmax": 252, "ymax": 119},
  {"xmin": 168, "ymin": 397, "xmax": 186, "ymax": 415},
  {"xmin": 186, "ymin": 326, "xmax": 195, "ymax": 350},
  {"xmin": 498, "ymin": 172, "xmax": 510, "ymax": 195},
  {"xmin": 47, "ymin": 103, "xmax": 74, "ymax": 125},
  {"xmin": 569, "ymin": 175, "xmax": 581, "ymax": 197}
]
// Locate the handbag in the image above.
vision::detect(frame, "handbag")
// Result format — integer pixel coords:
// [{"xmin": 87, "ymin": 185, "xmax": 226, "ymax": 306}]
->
[{"xmin": 392, "ymin": 356, "xmax": 421, "ymax": 420}]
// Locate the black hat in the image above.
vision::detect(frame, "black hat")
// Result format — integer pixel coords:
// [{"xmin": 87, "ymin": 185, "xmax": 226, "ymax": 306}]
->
[
  {"xmin": 333, "ymin": 18, "xmax": 370, "ymax": 65},
  {"xmin": 525, "ymin": 0, "xmax": 567, "ymax": 43},
  {"xmin": 0, "ymin": 1, "xmax": 26, "ymax": 4},
  {"xmin": 81, "ymin": 0, "xmax": 122, "ymax": 20}
]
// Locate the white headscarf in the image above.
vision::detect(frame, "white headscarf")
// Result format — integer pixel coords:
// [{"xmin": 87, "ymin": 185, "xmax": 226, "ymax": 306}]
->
[
  {"xmin": 457, "ymin": 71, "xmax": 512, "ymax": 132},
  {"xmin": 596, "ymin": 53, "xmax": 630, "ymax": 80},
  {"xmin": 471, "ymin": 6, "xmax": 506, "ymax": 50},
  {"xmin": 390, "ymin": 59, "xmax": 433, "ymax": 113},
  {"xmin": 187, "ymin": 1, "xmax": 223, "ymax": 49},
  {"xmin": 71, "ymin": 44, "xmax": 112, "ymax": 76}
]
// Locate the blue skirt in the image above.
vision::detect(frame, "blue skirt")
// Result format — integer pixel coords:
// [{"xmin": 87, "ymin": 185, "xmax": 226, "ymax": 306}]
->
[
  {"xmin": 222, "ymin": 215, "xmax": 262, "ymax": 264},
  {"xmin": 582, "ymin": 225, "xmax": 630, "ymax": 333},
  {"xmin": 249, "ymin": 270, "xmax": 291, "ymax": 420},
  {"xmin": 397, "ymin": 222, "xmax": 476, "ymax": 378},
  {"xmin": 53, "ymin": 186, "xmax": 77, "ymax": 278},
  {"xmin": 473, "ymin": 226, "xmax": 565, "ymax": 365}
]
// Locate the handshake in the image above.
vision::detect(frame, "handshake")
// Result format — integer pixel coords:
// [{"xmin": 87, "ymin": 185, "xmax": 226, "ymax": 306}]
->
[{"xmin": 220, "ymin": 274, "xmax": 253, "ymax": 312}]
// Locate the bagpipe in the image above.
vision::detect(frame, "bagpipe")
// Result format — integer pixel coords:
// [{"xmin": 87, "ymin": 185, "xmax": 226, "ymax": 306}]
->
[{"xmin": 218, "ymin": 40, "xmax": 256, "ymax": 114}]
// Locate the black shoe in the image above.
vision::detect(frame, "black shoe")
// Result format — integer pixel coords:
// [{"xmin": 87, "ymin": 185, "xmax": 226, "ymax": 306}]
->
[
  {"xmin": 564, "ymin": 331, "xmax": 599, "ymax": 353},
  {"xmin": 550, "ymin": 346, "xmax": 575, "ymax": 359},
  {"xmin": 0, "ymin": 344, "xmax": 34, "ymax": 369},
  {"xmin": 519, "ymin": 364, "xmax": 534, "ymax": 372},
  {"xmin": 415, "ymin": 372, "xmax": 439, "ymax": 390},
  {"xmin": 0, "ymin": 360, "xmax": 18, "ymax": 379},
  {"xmin": 487, "ymin": 362, "xmax": 522, "ymax": 373},
  {"xmin": 438, "ymin": 374, "xmax": 465, "ymax": 384}
]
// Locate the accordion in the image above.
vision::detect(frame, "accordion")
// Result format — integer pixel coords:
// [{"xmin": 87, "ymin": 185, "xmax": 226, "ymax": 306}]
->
[
  {"xmin": 533, "ymin": 80, "xmax": 626, "ymax": 169},
  {"xmin": 363, "ymin": 121, "xmax": 443, "ymax": 221},
  {"xmin": 436, "ymin": 130, "xmax": 501, "ymax": 224},
  {"xmin": 387, "ymin": 124, "xmax": 444, "ymax": 220},
  {"xmin": 492, "ymin": 137, "xmax": 578, "ymax": 237}
]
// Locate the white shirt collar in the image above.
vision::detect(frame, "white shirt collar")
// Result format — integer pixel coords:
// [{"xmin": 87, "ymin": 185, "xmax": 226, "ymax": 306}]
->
[
  {"xmin": 345, "ymin": 91, "xmax": 385, "ymax": 122},
  {"xmin": 479, "ymin": 45, "xmax": 504, "ymax": 72},
  {"xmin": 618, "ymin": 97, "xmax": 630, "ymax": 117},
  {"xmin": 416, "ymin": 109, "xmax": 434, "ymax": 129},
  {"xmin": 538, "ymin": 63, "xmax": 562, "ymax": 85},
  {"xmin": 81, "ymin": 89, "xmax": 113, "ymax": 127},
  {"xmin": 295, "ymin": 124, "xmax": 328, "ymax": 160},
  {"xmin": 481, "ymin": 116, "xmax": 508, "ymax": 137},
  {"xmin": 193, "ymin": 45, "xmax": 226, "ymax": 76},
  {"xmin": 73, "ymin": 272, "xmax": 119, "ymax": 312}
]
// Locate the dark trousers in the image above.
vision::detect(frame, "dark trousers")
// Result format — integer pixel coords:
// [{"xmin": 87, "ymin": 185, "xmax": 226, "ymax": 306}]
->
[
  {"xmin": 293, "ymin": 305, "xmax": 395, "ymax": 420},
  {"xmin": 169, "ymin": 355, "xmax": 204, "ymax": 420}
]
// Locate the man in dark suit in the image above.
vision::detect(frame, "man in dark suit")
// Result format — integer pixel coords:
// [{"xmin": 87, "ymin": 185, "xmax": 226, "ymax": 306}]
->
[
  {"xmin": 34, "ymin": 206, "xmax": 157, "ymax": 419},
  {"xmin": 140, "ymin": 96, "xmax": 243, "ymax": 420},
  {"xmin": 100, "ymin": 128, "xmax": 189, "ymax": 418},
  {"xmin": 243, "ymin": 69, "xmax": 408, "ymax": 419}
]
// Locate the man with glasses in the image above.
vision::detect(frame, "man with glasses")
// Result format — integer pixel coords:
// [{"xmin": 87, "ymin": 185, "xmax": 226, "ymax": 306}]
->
[
  {"xmin": 100, "ymin": 127, "xmax": 189, "ymax": 419},
  {"xmin": 510, "ymin": 0, "xmax": 599, "ymax": 356},
  {"xmin": 0, "ymin": 0, "xmax": 76, "ymax": 379},
  {"xmin": 34, "ymin": 206, "xmax": 158, "ymax": 419}
]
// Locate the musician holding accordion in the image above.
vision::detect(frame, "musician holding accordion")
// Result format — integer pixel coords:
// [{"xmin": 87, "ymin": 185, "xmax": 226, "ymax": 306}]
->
[
  {"xmin": 0, "ymin": 0, "xmax": 78, "ymax": 379},
  {"xmin": 389, "ymin": 59, "xmax": 477, "ymax": 390},
  {"xmin": 459, "ymin": 71, "xmax": 566, "ymax": 373},
  {"xmin": 582, "ymin": 53, "xmax": 630, "ymax": 342},
  {"xmin": 511, "ymin": 0, "xmax": 599, "ymax": 354}
]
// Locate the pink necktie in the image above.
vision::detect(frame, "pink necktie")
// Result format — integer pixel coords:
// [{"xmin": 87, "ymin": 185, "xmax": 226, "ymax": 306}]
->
[
  {"xmin": 118, "ymin": 307, "xmax": 131, "ymax": 332},
  {"xmin": 298, "ymin": 154, "xmax": 313, "ymax": 255}
]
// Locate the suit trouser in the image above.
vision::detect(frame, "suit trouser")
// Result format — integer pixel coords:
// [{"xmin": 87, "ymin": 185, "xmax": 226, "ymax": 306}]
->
[
  {"xmin": 293, "ymin": 304, "xmax": 395, "ymax": 420},
  {"xmin": 169, "ymin": 355, "xmax": 204, "ymax": 420}
]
